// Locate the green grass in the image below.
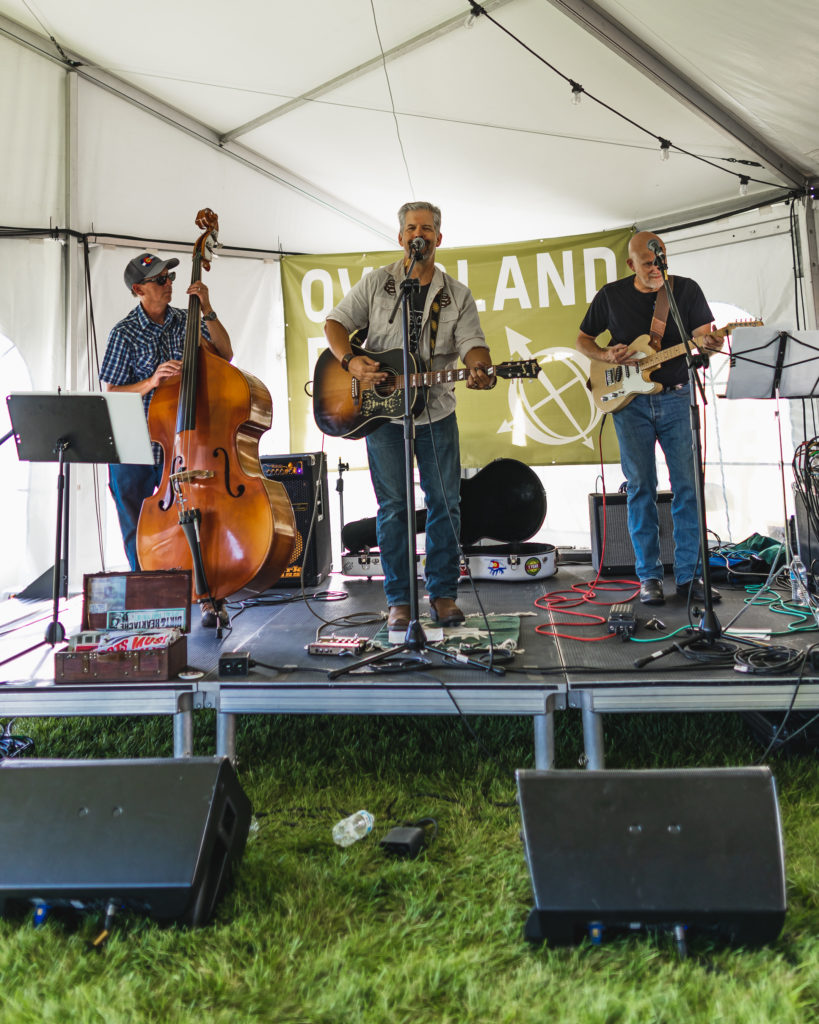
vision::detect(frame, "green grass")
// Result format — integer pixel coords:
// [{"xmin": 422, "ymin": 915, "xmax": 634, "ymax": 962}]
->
[{"xmin": 3, "ymin": 712, "xmax": 819, "ymax": 1023}]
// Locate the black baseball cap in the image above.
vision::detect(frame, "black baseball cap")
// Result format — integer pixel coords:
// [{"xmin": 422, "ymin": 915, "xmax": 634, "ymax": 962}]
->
[{"xmin": 124, "ymin": 252, "xmax": 180, "ymax": 292}]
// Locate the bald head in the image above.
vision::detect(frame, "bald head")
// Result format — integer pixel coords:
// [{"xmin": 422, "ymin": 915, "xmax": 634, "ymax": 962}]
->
[{"xmin": 627, "ymin": 231, "xmax": 666, "ymax": 293}]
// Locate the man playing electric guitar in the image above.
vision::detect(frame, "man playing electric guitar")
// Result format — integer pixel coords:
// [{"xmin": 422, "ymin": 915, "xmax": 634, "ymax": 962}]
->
[
  {"xmin": 324, "ymin": 201, "xmax": 495, "ymax": 631},
  {"xmin": 576, "ymin": 230, "xmax": 725, "ymax": 606}
]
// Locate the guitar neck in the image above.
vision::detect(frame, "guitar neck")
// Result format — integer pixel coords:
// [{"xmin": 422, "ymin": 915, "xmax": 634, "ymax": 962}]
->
[
  {"xmin": 640, "ymin": 323, "xmax": 736, "ymax": 371},
  {"xmin": 400, "ymin": 364, "xmax": 494, "ymax": 389}
]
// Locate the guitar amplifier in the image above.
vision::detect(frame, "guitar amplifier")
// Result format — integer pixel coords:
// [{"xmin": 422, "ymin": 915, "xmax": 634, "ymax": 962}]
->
[
  {"xmin": 260, "ymin": 453, "xmax": 332, "ymax": 587},
  {"xmin": 589, "ymin": 491, "xmax": 674, "ymax": 575}
]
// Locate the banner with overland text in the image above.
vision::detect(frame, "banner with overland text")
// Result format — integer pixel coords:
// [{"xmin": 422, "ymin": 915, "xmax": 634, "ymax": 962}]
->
[{"xmin": 282, "ymin": 227, "xmax": 630, "ymax": 468}]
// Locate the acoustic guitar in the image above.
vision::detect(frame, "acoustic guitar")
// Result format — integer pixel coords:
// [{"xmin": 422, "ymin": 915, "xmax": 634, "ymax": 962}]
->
[
  {"xmin": 312, "ymin": 341, "xmax": 541, "ymax": 439},
  {"xmin": 587, "ymin": 320, "xmax": 762, "ymax": 414}
]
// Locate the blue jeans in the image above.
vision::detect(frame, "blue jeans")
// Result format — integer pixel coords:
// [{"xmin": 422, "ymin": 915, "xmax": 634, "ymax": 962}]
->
[
  {"xmin": 612, "ymin": 386, "xmax": 701, "ymax": 585},
  {"xmin": 108, "ymin": 462, "xmax": 162, "ymax": 571},
  {"xmin": 366, "ymin": 413, "xmax": 461, "ymax": 606}
]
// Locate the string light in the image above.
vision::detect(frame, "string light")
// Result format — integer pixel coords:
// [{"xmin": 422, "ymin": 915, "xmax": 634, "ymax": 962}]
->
[
  {"xmin": 739, "ymin": 175, "xmax": 749, "ymax": 196},
  {"xmin": 659, "ymin": 139, "xmax": 671, "ymax": 162},
  {"xmin": 464, "ymin": 11, "xmax": 477, "ymax": 28},
  {"xmin": 571, "ymin": 82, "xmax": 583, "ymax": 105}
]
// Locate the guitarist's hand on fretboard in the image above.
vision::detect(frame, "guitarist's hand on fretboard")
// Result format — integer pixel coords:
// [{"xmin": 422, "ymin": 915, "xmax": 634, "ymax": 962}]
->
[{"xmin": 464, "ymin": 348, "xmax": 498, "ymax": 390}]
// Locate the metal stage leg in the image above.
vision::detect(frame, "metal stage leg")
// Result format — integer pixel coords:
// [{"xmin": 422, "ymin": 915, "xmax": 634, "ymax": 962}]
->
[
  {"xmin": 173, "ymin": 691, "xmax": 194, "ymax": 757},
  {"xmin": 533, "ymin": 692, "xmax": 559, "ymax": 769},
  {"xmin": 533, "ymin": 713, "xmax": 555, "ymax": 769},
  {"xmin": 579, "ymin": 690, "xmax": 606, "ymax": 769},
  {"xmin": 216, "ymin": 711, "xmax": 237, "ymax": 762}
]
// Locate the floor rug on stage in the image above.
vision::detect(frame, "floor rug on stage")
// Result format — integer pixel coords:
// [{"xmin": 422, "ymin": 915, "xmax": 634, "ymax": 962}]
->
[{"xmin": 371, "ymin": 613, "xmax": 521, "ymax": 654}]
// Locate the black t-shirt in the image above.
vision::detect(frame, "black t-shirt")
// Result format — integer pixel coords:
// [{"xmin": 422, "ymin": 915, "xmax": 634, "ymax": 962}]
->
[
  {"xmin": 409, "ymin": 282, "xmax": 431, "ymax": 353},
  {"xmin": 579, "ymin": 275, "xmax": 713, "ymax": 386}
]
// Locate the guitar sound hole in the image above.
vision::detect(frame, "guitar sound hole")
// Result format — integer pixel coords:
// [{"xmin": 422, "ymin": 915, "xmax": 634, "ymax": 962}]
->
[{"xmin": 373, "ymin": 372, "xmax": 398, "ymax": 397}]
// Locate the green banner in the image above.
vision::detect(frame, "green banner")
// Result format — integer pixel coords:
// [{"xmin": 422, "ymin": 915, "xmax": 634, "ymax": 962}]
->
[{"xmin": 283, "ymin": 227, "xmax": 630, "ymax": 468}]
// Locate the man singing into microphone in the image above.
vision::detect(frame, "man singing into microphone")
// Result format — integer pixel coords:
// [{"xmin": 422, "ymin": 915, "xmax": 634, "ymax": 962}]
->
[
  {"xmin": 576, "ymin": 230, "xmax": 724, "ymax": 606},
  {"xmin": 324, "ymin": 201, "xmax": 495, "ymax": 630}
]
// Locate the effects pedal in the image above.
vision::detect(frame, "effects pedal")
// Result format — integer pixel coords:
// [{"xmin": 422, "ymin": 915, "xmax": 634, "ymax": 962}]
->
[
  {"xmin": 306, "ymin": 635, "xmax": 369, "ymax": 656},
  {"xmin": 608, "ymin": 602, "xmax": 637, "ymax": 640}
]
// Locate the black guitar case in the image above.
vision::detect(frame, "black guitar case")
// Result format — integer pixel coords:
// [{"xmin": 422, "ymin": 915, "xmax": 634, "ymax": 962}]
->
[{"xmin": 342, "ymin": 458, "xmax": 548, "ymax": 552}]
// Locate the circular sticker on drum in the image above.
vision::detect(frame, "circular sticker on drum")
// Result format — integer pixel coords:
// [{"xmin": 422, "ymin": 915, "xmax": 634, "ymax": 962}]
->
[{"xmin": 525, "ymin": 557, "xmax": 542, "ymax": 576}]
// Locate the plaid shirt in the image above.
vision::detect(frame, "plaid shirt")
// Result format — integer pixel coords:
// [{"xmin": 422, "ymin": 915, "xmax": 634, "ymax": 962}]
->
[{"xmin": 99, "ymin": 303, "xmax": 209, "ymax": 464}]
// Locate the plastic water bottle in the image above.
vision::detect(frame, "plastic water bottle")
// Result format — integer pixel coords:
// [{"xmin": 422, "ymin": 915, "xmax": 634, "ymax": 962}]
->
[
  {"xmin": 790, "ymin": 556, "xmax": 810, "ymax": 607},
  {"xmin": 332, "ymin": 810, "xmax": 374, "ymax": 847}
]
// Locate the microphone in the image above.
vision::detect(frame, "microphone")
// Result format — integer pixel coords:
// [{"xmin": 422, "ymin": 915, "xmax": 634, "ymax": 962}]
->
[
  {"xmin": 647, "ymin": 239, "xmax": 664, "ymax": 256},
  {"xmin": 408, "ymin": 237, "xmax": 427, "ymax": 255}
]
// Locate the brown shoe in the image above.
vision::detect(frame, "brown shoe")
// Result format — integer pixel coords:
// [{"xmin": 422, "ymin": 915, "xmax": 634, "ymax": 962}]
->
[
  {"xmin": 201, "ymin": 600, "xmax": 230, "ymax": 629},
  {"xmin": 429, "ymin": 597, "xmax": 465, "ymax": 627},
  {"xmin": 387, "ymin": 604, "xmax": 411, "ymax": 630}
]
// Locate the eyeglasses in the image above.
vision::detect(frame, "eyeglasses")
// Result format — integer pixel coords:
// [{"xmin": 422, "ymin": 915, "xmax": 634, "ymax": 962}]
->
[{"xmin": 145, "ymin": 272, "xmax": 175, "ymax": 286}]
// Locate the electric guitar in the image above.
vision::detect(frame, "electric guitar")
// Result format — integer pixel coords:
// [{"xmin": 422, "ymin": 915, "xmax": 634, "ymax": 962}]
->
[
  {"xmin": 312, "ymin": 341, "xmax": 541, "ymax": 439},
  {"xmin": 587, "ymin": 320, "xmax": 763, "ymax": 413}
]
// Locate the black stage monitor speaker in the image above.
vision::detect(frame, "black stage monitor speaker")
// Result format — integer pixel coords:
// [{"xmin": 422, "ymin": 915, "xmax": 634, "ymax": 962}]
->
[
  {"xmin": 516, "ymin": 767, "xmax": 786, "ymax": 948},
  {"xmin": 589, "ymin": 491, "xmax": 674, "ymax": 575},
  {"xmin": 261, "ymin": 452, "xmax": 332, "ymax": 587},
  {"xmin": 0, "ymin": 757, "xmax": 251, "ymax": 926}
]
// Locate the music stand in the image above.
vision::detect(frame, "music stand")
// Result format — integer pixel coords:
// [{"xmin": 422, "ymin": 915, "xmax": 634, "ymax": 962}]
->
[
  {"xmin": 725, "ymin": 326, "xmax": 819, "ymax": 605},
  {"xmin": 725, "ymin": 327, "xmax": 819, "ymax": 400},
  {"xmin": 6, "ymin": 391, "xmax": 153, "ymax": 647}
]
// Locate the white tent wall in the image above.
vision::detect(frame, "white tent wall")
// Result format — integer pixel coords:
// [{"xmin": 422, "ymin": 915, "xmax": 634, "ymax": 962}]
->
[{"xmin": 2, "ymin": 19, "xmax": 818, "ymax": 596}]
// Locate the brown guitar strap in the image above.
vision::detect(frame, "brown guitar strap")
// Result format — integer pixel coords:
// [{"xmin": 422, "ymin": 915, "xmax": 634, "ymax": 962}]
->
[{"xmin": 648, "ymin": 276, "xmax": 674, "ymax": 352}]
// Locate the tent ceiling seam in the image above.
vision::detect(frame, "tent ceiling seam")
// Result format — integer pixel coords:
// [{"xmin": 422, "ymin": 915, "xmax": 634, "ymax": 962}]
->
[
  {"xmin": 544, "ymin": 0, "xmax": 807, "ymax": 188},
  {"xmin": 0, "ymin": 12, "xmax": 396, "ymax": 245}
]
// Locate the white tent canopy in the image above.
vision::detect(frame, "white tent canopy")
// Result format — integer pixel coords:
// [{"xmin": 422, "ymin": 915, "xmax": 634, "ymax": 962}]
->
[{"xmin": 1, "ymin": 0, "xmax": 817, "ymax": 594}]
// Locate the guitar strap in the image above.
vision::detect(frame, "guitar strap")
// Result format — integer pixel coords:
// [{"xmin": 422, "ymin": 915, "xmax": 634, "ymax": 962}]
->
[
  {"xmin": 427, "ymin": 289, "xmax": 444, "ymax": 360},
  {"xmin": 648, "ymin": 276, "xmax": 674, "ymax": 352}
]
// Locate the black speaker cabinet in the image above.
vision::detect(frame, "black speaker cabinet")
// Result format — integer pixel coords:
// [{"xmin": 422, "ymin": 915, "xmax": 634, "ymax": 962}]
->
[
  {"xmin": 516, "ymin": 767, "xmax": 786, "ymax": 947},
  {"xmin": 589, "ymin": 491, "xmax": 674, "ymax": 574},
  {"xmin": 0, "ymin": 757, "xmax": 251, "ymax": 926},
  {"xmin": 261, "ymin": 452, "xmax": 332, "ymax": 587}
]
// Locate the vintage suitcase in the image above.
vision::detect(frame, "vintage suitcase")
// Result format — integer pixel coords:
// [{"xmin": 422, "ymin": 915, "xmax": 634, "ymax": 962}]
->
[{"xmin": 55, "ymin": 570, "xmax": 192, "ymax": 683}]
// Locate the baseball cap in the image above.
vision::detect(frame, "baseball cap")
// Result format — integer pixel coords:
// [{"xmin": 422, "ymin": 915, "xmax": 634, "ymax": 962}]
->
[{"xmin": 124, "ymin": 252, "xmax": 180, "ymax": 292}]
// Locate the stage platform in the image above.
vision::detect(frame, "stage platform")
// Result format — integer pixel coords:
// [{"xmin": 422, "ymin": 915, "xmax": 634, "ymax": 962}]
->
[{"xmin": 2, "ymin": 563, "xmax": 818, "ymax": 767}]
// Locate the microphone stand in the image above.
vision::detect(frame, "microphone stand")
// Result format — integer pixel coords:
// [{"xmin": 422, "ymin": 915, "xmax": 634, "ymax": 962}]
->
[
  {"xmin": 634, "ymin": 248, "xmax": 720, "ymax": 669},
  {"xmin": 328, "ymin": 247, "xmax": 502, "ymax": 680}
]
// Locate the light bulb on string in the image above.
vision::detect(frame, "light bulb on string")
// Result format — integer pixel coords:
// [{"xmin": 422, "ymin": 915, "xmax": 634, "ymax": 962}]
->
[
  {"xmin": 464, "ymin": 12, "xmax": 477, "ymax": 28},
  {"xmin": 659, "ymin": 139, "xmax": 671, "ymax": 162},
  {"xmin": 739, "ymin": 176, "xmax": 749, "ymax": 197},
  {"xmin": 571, "ymin": 82, "xmax": 583, "ymax": 105}
]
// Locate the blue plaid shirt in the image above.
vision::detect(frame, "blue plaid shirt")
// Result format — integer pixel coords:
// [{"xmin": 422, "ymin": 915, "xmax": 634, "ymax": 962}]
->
[{"xmin": 99, "ymin": 303, "xmax": 210, "ymax": 464}]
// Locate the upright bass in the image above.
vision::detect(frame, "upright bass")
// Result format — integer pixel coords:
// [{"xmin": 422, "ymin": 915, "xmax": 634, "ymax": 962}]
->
[{"xmin": 136, "ymin": 208, "xmax": 295, "ymax": 607}]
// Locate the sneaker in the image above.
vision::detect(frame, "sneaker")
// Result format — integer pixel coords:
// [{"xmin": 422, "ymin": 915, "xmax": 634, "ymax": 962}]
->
[{"xmin": 639, "ymin": 579, "xmax": 665, "ymax": 605}]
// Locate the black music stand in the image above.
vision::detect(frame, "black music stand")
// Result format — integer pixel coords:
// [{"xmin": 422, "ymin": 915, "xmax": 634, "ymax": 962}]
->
[
  {"xmin": 725, "ymin": 327, "xmax": 819, "ymax": 602},
  {"xmin": 725, "ymin": 327, "xmax": 819, "ymax": 401},
  {"xmin": 6, "ymin": 391, "xmax": 153, "ymax": 647}
]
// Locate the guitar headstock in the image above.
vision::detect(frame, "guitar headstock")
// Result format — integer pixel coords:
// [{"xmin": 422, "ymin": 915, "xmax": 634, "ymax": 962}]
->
[
  {"xmin": 193, "ymin": 207, "xmax": 220, "ymax": 272},
  {"xmin": 496, "ymin": 359, "xmax": 541, "ymax": 380},
  {"xmin": 719, "ymin": 318, "xmax": 764, "ymax": 336}
]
